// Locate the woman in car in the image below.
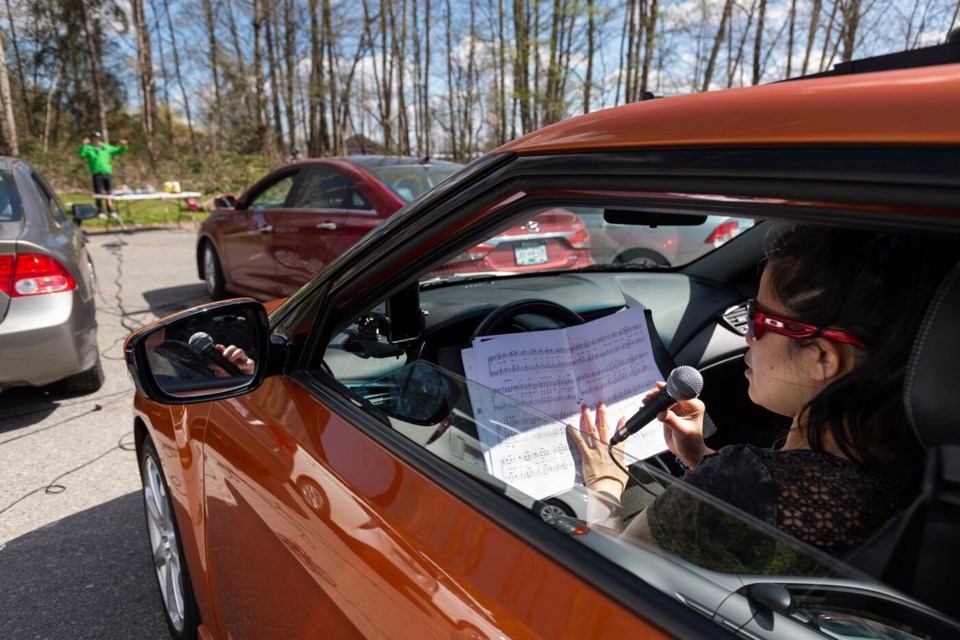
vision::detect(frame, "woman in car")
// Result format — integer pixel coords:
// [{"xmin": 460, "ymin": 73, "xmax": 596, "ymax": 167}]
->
[{"xmin": 571, "ymin": 225, "xmax": 956, "ymax": 564}]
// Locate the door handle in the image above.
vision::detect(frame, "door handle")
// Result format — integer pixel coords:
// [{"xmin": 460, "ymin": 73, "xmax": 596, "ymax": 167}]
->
[
  {"xmin": 316, "ymin": 222, "xmax": 337, "ymax": 230},
  {"xmin": 259, "ymin": 224, "xmax": 273, "ymax": 233}
]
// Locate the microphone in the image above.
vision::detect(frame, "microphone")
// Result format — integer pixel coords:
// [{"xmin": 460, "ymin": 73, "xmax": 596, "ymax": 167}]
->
[
  {"xmin": 188, "ymin": 331, "xmax": 244, "ymax": 377},
  {"xmin": 609, "ymin": 366, "xmax": 703, "ymax": 446}
]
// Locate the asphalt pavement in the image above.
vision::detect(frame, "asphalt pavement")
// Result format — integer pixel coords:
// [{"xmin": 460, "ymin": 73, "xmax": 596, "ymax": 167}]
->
[{"xmin": 1, "ymin": 226, "xmax": 211, "ymax": 639}]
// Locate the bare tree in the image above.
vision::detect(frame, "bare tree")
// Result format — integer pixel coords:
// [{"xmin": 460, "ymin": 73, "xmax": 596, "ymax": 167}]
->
[
  {"xmin": 78, "ymin": 0, "xmax": 109, "ymax": 139},
  {"xmin": 753, "ymin": 0, "xmax": 768, "ymax": 84},
  {"xmin": 702, "ymin": 0, "xmax": 735, "ymax": 91},
  {"xmin": 0, "ymin": 27, "xmax": 19, "ymax": 155},
  {"xmin": 131, "ymin": 0, "xmax": 157, "ymax": 163},
  {"xmin": 802, "ymin": 0, "xmax": 823, "ymax": 74},
  {"xmin": 4, "ymin": 0, "xmax": 32, "ymax": 137},
  {"xmin": 202, "ymin": 0, "xmax": 224, "ymax": 154}
]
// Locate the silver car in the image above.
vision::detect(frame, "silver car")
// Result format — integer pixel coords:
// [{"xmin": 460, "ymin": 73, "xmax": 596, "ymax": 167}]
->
[
  {"xmin": 0, "ymin": 157, "xmax": 102, "ymax": 393},
  {"xmin": 578, "ymin": 208, "xmax": 755, "ymax": 267}
]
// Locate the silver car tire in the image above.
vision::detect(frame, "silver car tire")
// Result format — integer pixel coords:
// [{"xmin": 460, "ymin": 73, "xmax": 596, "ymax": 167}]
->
[
  {"xmin": 140, "ymin": 438, "xmax": 199, "ymax": 640},
  {"xmin": 202, "ymin": 242, "xmax": 226, "ymax": 300}
]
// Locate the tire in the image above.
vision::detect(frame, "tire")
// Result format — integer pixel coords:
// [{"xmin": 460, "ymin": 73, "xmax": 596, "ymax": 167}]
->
[
  {"xmin": 140, "ymin": 438, "xmax": 200, "ymax": 640},
  {"xmin": 60, "ymin": 353, "xmax": 105, "ymax": 395},
  {"xmin": 202, "ymin": 242, "xmax": 226, "ymax": 300},
  {"xmin": 615, "ymin": 248, "xmax": 670, "ymax": 268}
]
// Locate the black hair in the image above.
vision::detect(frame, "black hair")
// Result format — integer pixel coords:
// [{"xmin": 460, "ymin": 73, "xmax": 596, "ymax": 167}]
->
[{"xmin": 763, "ymin": 225, "xmax": 956, "ymax": 469}]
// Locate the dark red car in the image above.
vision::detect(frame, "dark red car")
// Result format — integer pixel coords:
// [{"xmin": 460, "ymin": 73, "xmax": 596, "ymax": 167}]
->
[{"xmin": 197, "ymin": 156, "xmax": 592, "ymax": 300}]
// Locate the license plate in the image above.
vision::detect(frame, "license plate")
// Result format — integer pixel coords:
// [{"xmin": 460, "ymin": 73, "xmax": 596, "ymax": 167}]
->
[{"xmin": 514, "ymin": 242, "xmax": 548, "ymax": 266}]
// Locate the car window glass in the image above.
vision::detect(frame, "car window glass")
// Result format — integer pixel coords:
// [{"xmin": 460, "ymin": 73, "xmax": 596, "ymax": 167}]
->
[
  {"xmin": 573, "ymin": 207, "xmax": 755, "ymax": 268},
  {"xmin": 291, "ymin": 167, "xmax": 349, "ymax": 209},
  {"xmin": 32, "ymin": 173, "xmax": 68, "ymax": 224},
  {"xmin": 361, "ymin": 162, "xmax": 460, "ymax": 203},
  {"xmin": 249, "ymin": 175, "xmax": 296, "ymax": 210},
  {"xmin": 0, "ymin": 172, "xmax": 20, "ymax": 222},
  {"xmin": 348, "ymin": 189, "xmax": 372, "ymax": 210}
]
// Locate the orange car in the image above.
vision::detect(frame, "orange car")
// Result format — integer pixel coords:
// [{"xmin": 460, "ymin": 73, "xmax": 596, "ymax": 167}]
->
[{"xmin": 126, "ymin": 48, "xmax": 960, "ymax": 639}]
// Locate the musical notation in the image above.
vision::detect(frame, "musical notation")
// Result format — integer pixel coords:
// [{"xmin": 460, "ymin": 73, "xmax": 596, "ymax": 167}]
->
[{"xmin": 462, "ymin": 305, "xmax": 671, "ymax": 500}]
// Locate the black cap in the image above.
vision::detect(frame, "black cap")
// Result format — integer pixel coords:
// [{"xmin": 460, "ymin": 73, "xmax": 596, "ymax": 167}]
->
[{"xmin": 90, "ymin": 131, "xmax": 102, "ymax": 139}]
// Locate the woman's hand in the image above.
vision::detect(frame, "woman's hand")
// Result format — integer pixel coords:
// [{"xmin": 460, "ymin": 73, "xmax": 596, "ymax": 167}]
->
[
  {"xmin": 567, "ymin": 403, "xmax": 629, "ymax": 498},
  {"xmin": 213, "ymin": 344, "xmax": 255, "ymax": 376},
  {"xmin": 644, "ymin": 382, "xmax": 713, "ymax": 469}
]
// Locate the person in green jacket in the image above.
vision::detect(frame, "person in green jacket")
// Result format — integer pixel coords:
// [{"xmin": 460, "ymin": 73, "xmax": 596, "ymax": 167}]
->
[{"xmin": 77, "ymin": 131, "xmax": 127, "ymax": 215}]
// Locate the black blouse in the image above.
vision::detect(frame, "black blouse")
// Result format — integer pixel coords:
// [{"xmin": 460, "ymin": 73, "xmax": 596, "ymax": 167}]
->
[{"xmin": 644, "ymin": 444, "xmax": 920, "ymax": 571}]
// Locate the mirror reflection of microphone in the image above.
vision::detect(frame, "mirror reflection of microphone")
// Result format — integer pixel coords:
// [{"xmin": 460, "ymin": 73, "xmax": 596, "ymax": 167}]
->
[
  {"xmin": 610, "ymin": 366, "xmax": 703, "ymax": 446},
  {"xmin": 188, "ymin": 331, "xmax": 252, "ymax": 377}
]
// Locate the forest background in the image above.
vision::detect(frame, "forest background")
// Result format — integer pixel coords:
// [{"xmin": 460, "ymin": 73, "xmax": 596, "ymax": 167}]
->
[{"xmin": 0, "ymin": 0, "xmax": 957, "ymax": 199}]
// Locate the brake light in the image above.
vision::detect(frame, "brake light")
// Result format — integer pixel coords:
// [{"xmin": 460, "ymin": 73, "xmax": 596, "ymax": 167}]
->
[
  {"xmin": 0, "ymin": 253, "xmax": 77, "ymax": 297},
  {"xmin": 567, "ymin": 225, "xmax": 591, "ymax": 249},
  {"xmin": 705, "ymin": 220, "xmax": 741, "ymax": 247}
]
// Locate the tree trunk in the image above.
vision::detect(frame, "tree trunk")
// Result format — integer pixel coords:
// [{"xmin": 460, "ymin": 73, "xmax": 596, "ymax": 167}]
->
[
  {"xmin": 583, "ymin": 0, "xmax": 595, "ymax": 112},
  {"xmin": 840, "ymin": 0, "xmax": 862, "ymax": 62},
  {"xmin": 513, "ymin": 0, "xmax": 533, "ymax": 133},
  {"xmin": 702, "ymin": 0, "xmax": 735, "ymax": 91},
  {"xmin": 283, "ymin": 0, "xmax": 297, "ymax": 150},
  {"xmin": 753, "ymin": 0, "xmax": 767, "ymax": 84},
  {"xmin": 4, "ymin": 0, "xmax": 32, "ymax": 137},
  {"xmin": 43, "ymin": 61, "xmax": 64, "ymax": 153},
  {"xmin": 0, "ymin": 28, "xmax": 19, "ymax": 156},
  {"xmin": 641, "ymin": 0, "xmax": 659, "ymax": 96},
  {"xmin": 78, "ymin": 0, "xmax": 109, "ymax": 139},
  {"xmin": 801, "ymin": 0, "xmax": 822, "ymax": 75},
  {"xmin": 263, "ymin": 0, "xmax": 286, "ymax": 152},
  {"xmin": 162, "ymin": 0, "xmax": 198, "ymax": 153},
  {"xmin": 131, "ymin": 0, "xmax": 158, "ymax": 165},
  {"xmin": 252, "ymin": 0, "xmax": 269, "ymax": 153},
  {"xmin": 203, "ymin": 0, "xmax": 224, "ymax": 155}
]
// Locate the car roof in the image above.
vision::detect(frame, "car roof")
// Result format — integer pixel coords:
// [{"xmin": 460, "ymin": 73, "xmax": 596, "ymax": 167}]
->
[
  {"xmin": 335, "ymin": 155, "xmax": 461, "ymax": 169},
  {"xmin": 495, "ymin": 63, "xmax": 960, "ymax": 155},
  {"xmin": 0, "ymin": 157, "xmax": 26, "ymax": 171}
]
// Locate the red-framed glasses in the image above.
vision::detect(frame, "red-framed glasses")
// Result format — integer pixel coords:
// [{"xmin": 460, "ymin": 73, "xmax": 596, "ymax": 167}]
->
[{"xmin": 747, "ymin": 299, "xmax": 867, "ymax": 348}]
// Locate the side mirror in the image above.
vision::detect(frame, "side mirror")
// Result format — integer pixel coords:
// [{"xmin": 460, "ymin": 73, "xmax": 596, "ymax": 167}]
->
[
  {"xmin": 213, "ymin": 193, "xmax": 238, "ymax": 210},
  {"xmin": 124, "ymin": 298, "xmax": 272, "ymax": 404},
  {"xmin": 72, "ymin": 203, "xmax": 98, "ymax": 224}
]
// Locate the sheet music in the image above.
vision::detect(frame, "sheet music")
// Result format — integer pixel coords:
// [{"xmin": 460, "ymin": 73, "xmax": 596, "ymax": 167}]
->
[{"xmin": 462, "ymin": 305, "xmax": 668, "ymax": 499}]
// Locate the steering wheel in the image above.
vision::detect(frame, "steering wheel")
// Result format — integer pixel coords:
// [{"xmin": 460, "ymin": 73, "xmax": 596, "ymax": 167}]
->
[{"xmin": 472, "ymin": 299, "xmax": 585, "ymax": 339}]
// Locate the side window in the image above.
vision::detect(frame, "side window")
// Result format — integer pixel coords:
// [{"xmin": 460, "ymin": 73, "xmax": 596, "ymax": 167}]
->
[
  {"xmin": 291, "ymin": 167, "xmax": 349, "ymax": 209},
  {"xmin": 249, "ymin": 175, "xmax": 296, "ymax": 210},
  {"xmin": 347, "ymin": 189, "xmax": 373, "ymax": 210},
  {"xmin": 0, "ymin": 172, "xmax": 20, "ymax": 222},
  {"xmin": 32, "ymin": 174, "xmax": 67, "ymax": 224}
]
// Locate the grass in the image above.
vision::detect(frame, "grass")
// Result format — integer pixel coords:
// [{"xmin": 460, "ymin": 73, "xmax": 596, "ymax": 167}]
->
[{"xmin": 61, "ymin": 191, "xmax": 211, "ymax": 228}]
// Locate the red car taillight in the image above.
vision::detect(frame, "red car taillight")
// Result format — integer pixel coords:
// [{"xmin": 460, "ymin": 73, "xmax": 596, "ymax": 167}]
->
[
  {"xmin": 705, "ymin": 220, "xmax": 741, "ymax": 247},
  {"xmin": 0, "ymin": 253, "xmax": 77, "ymax": 297},
  {"xmin": 567, "ymin": 226, "xmax": 591, "ymax": 249}
]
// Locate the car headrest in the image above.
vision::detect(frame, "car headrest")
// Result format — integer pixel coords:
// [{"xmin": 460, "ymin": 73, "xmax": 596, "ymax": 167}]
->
[{"xmin": 904, "ymin": 262, "xmax": 960, "ymax": 448}]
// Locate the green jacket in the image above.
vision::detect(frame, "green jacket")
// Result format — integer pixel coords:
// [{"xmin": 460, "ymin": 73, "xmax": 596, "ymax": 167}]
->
[{"xmin": 77, "ymin": 142, "xmax": 127, "ymax": 175}]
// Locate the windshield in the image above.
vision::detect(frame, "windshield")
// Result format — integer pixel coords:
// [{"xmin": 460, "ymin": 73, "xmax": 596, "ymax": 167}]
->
[{"xmin": 363, "ymin": 162, "xmax": 462, "ymax": 203}]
